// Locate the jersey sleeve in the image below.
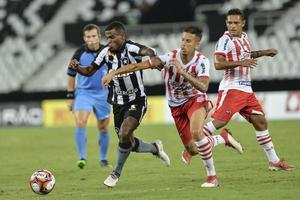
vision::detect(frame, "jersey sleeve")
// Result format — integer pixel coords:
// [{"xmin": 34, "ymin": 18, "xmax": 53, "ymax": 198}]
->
[
  {"xmin": 158, "ymin": 52, "xmax": 171, "ymax": 69},
  {"xmin": 196, "ymin": 56, "xmax": 210, "ymax": 78},
  {"xmin": 92, "ymin": 47, "xmax": 109, "ymax": 69},
  {"xmin": 214, "ymin": 35, "xmax": 233, "ymax": 57},
  {"xmin": 67, "ymin": 47, "xmax": 82, "ymax": 77}
]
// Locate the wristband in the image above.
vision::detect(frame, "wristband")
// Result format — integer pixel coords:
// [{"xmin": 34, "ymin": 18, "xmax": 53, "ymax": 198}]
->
[{"xmin": 66, "ymin": 91, "xmax": 75, "ymax": 99}]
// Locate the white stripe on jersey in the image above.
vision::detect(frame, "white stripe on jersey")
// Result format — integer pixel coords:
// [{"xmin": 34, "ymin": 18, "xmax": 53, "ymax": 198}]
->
[{"xmin": 215, "ymin": 31, "xmax": 253, "ymax": 93}]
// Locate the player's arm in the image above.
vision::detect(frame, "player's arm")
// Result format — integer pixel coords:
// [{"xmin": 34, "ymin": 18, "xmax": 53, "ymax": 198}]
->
[
  {"xmin": 66, "ymin": 62, "xmax": 77, "ymax": 111},
  {"xmin": 69, "ymin": 47, "xmax": 107, "ymax": 76},
  {"xmin": 139, "ymin": 46, "xmax": 156, "ymax": 57},
  {"xmin": 66, "ymin": 76, "xmax": 75, "ymax": 111},
  {"xmin": 102, "ymin": 57, "xmax": 163, "ymax": 87},
  {"xmin": 214, "ymin": 54, "xmax": 257, "ymax": 70},
  {"xmin": 69, "ymin": 59, "xmax": 99, "ymax": 76},
  {"xmin": 251, "ymin": 48, "xmax": 278, "ymax": 58},
  {"xmin": 170, "ymin": 59, "xmax": 209, "ymax": 93}
]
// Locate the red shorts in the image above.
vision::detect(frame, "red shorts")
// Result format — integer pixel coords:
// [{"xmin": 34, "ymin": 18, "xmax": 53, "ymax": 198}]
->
[
  {"xmin": 170, "ymin": 95, "xmax": 212, "ymax": 145},
  {"xmin": 212, "ymin": 89, "xmax": 264, "ymax": 122}
]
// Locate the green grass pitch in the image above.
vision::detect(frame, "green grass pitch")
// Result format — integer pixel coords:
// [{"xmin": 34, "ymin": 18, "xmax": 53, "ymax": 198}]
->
[{"xmin": 0, "ymin": 120, "xmax": 299, "ymax": 200}]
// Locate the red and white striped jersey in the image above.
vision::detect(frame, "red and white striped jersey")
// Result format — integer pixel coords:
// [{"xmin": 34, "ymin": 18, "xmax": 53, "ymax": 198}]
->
[
  {"xmin": 159, "ymin": 48, "xmax": 210, "ymax": 107},
  {"xmin": 215, "ymin": 31, "xmax": 252, "ymax": 93}
]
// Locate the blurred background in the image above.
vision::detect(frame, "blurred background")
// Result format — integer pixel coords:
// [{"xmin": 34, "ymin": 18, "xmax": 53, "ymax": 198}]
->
[{"xmin": 0, "ymin": 0, "xmax": 300, "ymax": 127}]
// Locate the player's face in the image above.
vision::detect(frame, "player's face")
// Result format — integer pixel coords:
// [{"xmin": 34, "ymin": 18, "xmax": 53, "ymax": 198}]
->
[
  {"xmin": 83, "ymin": 29, "xmax": 100, "ymax": 51},
  {"xmin": 180, "ymin": 32, "xmax": 199, "ymax": 55},
  {"xmin": 105, "ymin": 29, "xmax": 126, "ymax": 52},
  {"xmin": 226, "ymin": 15, "xmax": 245, "ymax": 37}
]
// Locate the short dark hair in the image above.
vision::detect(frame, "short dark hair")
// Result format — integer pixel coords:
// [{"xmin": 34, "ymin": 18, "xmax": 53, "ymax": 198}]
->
[
  {"xmin": 226, "ymin": 8, "xmax": 244, "ymax": 20},
  {"xmin": 83, "ymin": 24, "xmax": 100, "ymax": 35},
  {"xmin": 105, "ymin": 21, "xmax": 126, "ymax": 35},
  {"xmin": 183, "ymin": 26, "xmax": 202, "ymax": 40}
]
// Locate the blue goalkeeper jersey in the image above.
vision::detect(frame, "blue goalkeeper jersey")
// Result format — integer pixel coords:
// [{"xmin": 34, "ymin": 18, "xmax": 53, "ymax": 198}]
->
[{"xmin": 67, "ymin": 44, "xmax": 108, "ymax": 93}]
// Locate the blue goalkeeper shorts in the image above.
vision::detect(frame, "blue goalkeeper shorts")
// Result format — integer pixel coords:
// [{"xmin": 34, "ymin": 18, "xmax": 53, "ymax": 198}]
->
[{"xmin": 73, "ymin": 90, "xmax": 111, "ymax": 120}]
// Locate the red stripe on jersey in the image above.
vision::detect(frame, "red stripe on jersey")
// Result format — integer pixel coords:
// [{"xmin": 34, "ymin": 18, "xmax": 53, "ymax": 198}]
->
[
  {"xmin": 227, "ymin": 51, "xmax": 234, "ymax": 80},
  {"xmin": 192, "ymin": 88, "xmax": 198, "ymax": 95},
  {"xmin": 168, "ymin": 65, "xmax": 174, "ymax": 80},
  {"xmin": 191, "ymin": 65, "xmax": 196, "ymax": 74},
  {"xmin": 215, "ymin": 52, "xmax": 226, "ymax": 56},
  {"xmin": 172, "ymin": 50, "xmax": 177, "ymax": 58},
  {"xmin": 242, "ymin": 39, "xmax": 252, "ymax": 81},
  {"xmin": 233, "ymin": 40, "xmax": 243, "ymax": 80},
  {"xmin": 195, "ymin": 52, "xmax": 201, "ymax": 63},
  {"xmin": 225, "ymin": 32, "xmax": 231, "ymax": 38},
  {"xmin": 171, "ymin": 49, "xmax": 181, "ymax": 82},
  {"xmin": 243, "ymin": 39, "xmax": 251, "ymax": 52},
  {"xmin": 198, "ymin": 75, "xmax": 209, "ymax": 78},
  {"xmin": 164, "ymin": 69, "xmax": 172, "ymax": 98},
  {"xmin": 186, "ymin": 64, "xmax": 191, "ymax": 72},
  {"xmin": 175, "ymin": 72, "xmax": 181, "ymax": 82}
]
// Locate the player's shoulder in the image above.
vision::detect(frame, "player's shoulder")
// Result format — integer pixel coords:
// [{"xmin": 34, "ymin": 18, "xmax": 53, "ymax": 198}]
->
[
  {"xmin": 165, "ymin": 48, "xmax": 180, "ymax": 57},
  {"xmin": 241, "ymin": 31, "xmax": 248, "ymax": 39},
  {"xmin": 195, "ymin": 51, "xmax": 209, "ymax": 63},
  {"xmin": 74, "ymin": 44, "xmax": 86, "ymax": 54},
  {"xmin": 219, "ymin": 31, "xmax": 233, "ymax": 41},
  {"xmin": 126, "ymin": 40, "xmax": 145, "ymax": 48}
]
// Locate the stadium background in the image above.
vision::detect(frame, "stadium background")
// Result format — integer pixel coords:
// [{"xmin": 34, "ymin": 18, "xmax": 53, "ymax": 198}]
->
[{"xmin": 0, "ymin": 0, "xmax": 300, "ymax": 126}]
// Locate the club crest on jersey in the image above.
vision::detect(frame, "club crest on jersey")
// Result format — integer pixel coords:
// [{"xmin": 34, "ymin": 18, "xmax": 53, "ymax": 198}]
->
[{"xmin": 122, "ymin": 57, "xmax": 129, "ymax": 65}]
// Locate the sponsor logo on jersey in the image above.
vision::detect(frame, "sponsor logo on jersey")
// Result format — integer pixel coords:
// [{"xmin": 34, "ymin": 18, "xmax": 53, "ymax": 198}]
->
[{"xmin": 239, "ymin": 81, "xmax": 251, "ymax": 86}]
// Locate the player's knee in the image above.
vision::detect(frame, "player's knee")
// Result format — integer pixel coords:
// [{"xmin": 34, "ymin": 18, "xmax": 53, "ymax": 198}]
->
[
  {"xmin": 185, "ymin": 142, "xmax": 198, "ymax": 156},
  {"xmin": 190, "ymin": 129, "xmax": 203, "ymax": 140},
  {"xmin": 76, "ymin": 119, "xmax": 88, "ymax": 128},
  {"xmin": 119, "ymin": 130, "xmax": 131, "ymax": 142},
  {"xmin": 214, "ymin": 119, "xmax": 227, "ymax": 129}
]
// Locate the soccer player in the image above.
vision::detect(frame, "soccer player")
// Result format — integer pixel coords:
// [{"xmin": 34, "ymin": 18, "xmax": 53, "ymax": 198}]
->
[
  {"xmin": 102, "ymin": 26, "xmax": 243, "ymax": 187},
  {"xmin": 69, "ymin": 21, "xmax": 170, "ymax": 188},
  {"xmin": 202, "ymin": 8, "xmax": 295, "ymax": 171},
  {"xmin": 67, "ymin": 24, "xmax": 111, "ymax": 169}
]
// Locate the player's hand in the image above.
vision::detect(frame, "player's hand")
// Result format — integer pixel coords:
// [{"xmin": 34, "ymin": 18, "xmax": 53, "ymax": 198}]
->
[
  {"xmin": 264, "ymin": 48, "xmax": 278, "ymax": 57},
  {"xmin": 241, "ymin": 58, "xmax": 257, "ymax": 68},
  {"xmin": 67, "ymin": 99, "xmax": 73, "ymax": 111},
  {"xmin": 170, "ymin": 59, "xmax": 184, "ymax": 74},
  {"xmin": 102, "ymin": 73, "xmax": 113, "ymax": 87},
  {"xmin": 69, "ymin": 59, "xmax": 80, "ymax": 69}
]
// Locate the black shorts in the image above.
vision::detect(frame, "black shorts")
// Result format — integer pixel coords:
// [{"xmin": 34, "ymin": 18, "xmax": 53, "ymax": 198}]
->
[{"xmin": 112, "ymin": 97, "xmax": 147, "ymax": 135}]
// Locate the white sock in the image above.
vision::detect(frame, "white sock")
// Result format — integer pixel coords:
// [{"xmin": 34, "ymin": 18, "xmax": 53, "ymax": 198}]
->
[
  {"xmin": 203, "ymin": 122, "xmax": 225, "ymax": 147},
  {"xmin": 195, "ymin": 137, "xmax": 216, "ymax": 176},
  {"xmin": 256, "ymin": 130, "xmax": 280, "ymax": 163}
]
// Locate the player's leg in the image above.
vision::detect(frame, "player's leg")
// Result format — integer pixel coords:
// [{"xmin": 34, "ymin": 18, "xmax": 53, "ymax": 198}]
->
[
  {"xmin": 173, "ymin": 114, "xmax": 198, "ymax": 165},
  {"xmin": 170, "ymin": 101, "xmax": 198, "ymax": 165},
  {"xmin": 97, "ymin": 118, "xmax": 111, "ymax": 167},
  {"xmin": 204, "ymin": 90, "xmax": 244, "ymax": 153},
  {"xmin": 74, "ymin": 111, "xmax": 90, "ymax": 168},
  {"xmin": 126, "ymin": 101, "xmax": 170, "ymax": 166},
  {"xmin": 73, "ymin": 93, "xmax": 92, "ymax": 169},
  {"xmin": 249, "ymin": 114, "xmax": 295, "ymax": 171},
  {"xmin": 189, "ymin": 106, "xmax": 218, "ymax": 187},
  {"xmin": 94, "ymin": 97, "xmax": 111, "ymax": 167},
  {"xmin": 104, "ymin": 99, "xmax": 169, "ymax": 187}
]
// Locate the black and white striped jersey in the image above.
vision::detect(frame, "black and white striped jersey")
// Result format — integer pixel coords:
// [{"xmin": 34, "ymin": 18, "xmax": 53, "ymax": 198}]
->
[{"xmin": 92, "ymin": 40, "xmax": 149, "ymax": 105}]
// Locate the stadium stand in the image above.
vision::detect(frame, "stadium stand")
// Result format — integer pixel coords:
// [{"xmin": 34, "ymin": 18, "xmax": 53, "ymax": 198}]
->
[{"xmin": 0, "ymin": 0, "xmax": 299, "ymax": 98}]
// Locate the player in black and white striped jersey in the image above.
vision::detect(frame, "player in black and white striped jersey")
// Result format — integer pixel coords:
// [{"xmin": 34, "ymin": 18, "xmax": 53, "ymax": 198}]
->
[{"xmin": 69, "ymin": 21, "xmax": 170, "ymax": 188}]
